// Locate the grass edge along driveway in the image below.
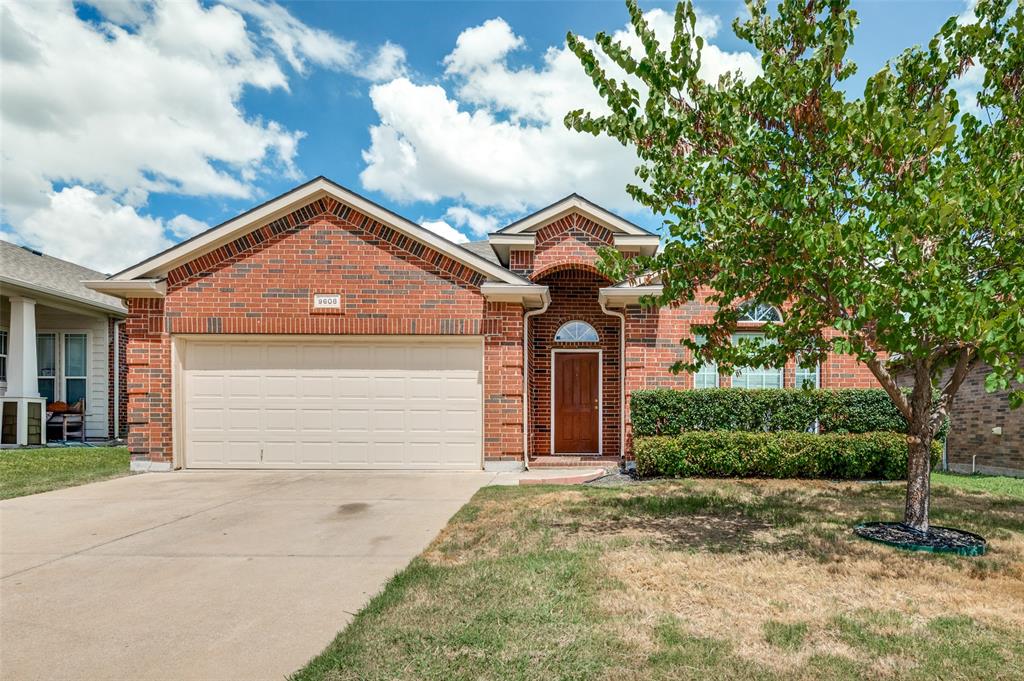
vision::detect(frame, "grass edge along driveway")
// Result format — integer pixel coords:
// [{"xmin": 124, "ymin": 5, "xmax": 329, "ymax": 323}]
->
[
  {"xmin": 292, "ymin": 474, "xmax": 1024, "ymax": 681},
  {"xmin": 0, "ymin": 446, "xmax": 130, "ymax": 499}
]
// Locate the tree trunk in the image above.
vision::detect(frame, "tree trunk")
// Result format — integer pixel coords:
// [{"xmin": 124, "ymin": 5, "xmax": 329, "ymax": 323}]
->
[{"xmin": 904, "ymin": 431, "xmax": 933, "ymax": 532}]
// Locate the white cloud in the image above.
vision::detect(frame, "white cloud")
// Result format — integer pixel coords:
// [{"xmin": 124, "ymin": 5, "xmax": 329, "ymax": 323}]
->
[
  {"xmin": 0, "ymin": 0, "xmax": 394, "ymax": 271},
  {"xmin": 442, "ymin": 206, "xmax": 501, "ymax": 237},
  {"xmin": 221, "ymin": 0, "xmax": 358, "ymax": 74},
  {"xmin": 364, "ymin": 42, "xmax": 408, "ymax": 82},
  {"xmin": 167, "ymin": 214, "xmax": 211, "ymax": 240},
  {"xmin": 419, "ymin": 219, "xmax": 469, "ymax": 244},
  {"xmin": 18, "ymin": 186, "xmax": 191, "ymax": 274},
  {"xmin": 443, "ymin": 17, "xmax": 524, "ymax": 74},
  {"xmin": 360, "ymin": 9, "xmax": 760, "ymax": 215}
]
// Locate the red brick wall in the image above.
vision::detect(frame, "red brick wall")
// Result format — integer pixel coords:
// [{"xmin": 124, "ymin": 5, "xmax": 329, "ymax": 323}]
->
[
  {"xmin": 900, "ymin": 362, "xmax": 1023, "ymax": 476},
  {"xmin": 529, "ymin": 269, "xmax": 621, "ymax": 457},
  {"xmin": 124, "ymin": 299, "xmax": 171, "ymax": 467},
  {"xmin": 528, "ymin": 213, "xmax": 613, "ymax": 280},
  {"xmin": 620, "ymin": 289, "xmax": 881, "ymax": 455},
  {"xmin": 107, "ymin": 318, "xmax": 128, "ymax": 439},
  {"xmin": 942, "ymin": 363, "xmax": 1023, "ymax": 475},
  {"xmin": 124, "ymin": 196, "xmax": 525, "ymax": 467}
]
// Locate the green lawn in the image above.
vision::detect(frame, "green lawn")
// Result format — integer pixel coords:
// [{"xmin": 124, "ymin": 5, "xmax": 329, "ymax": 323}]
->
[
  {"xmin": 293, "ymin": 477, "xmax": 1024, "ymax": 681},
  {"xmin": 0, "ymin": 447, "xmax": 130, "ymax": 499},
  {"xmin": 932, "ymin": 471, "xmax": 1024, "ymax": 500}
]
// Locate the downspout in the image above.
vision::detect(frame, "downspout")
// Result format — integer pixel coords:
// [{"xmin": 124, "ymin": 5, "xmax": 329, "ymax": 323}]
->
[
  {"xmin": 522, "ymin": 297, "xmax": 550, "ymax": 471},
  {"xmin": 113, "ymin": 320, "xmax": 123, "ymax": 440},
  {"xmin": 599, "ymin": 296, "xmax": 626, "ymax": 464}
]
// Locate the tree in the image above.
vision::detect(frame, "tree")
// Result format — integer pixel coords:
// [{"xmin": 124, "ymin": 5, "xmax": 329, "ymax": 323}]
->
[{"xmin": 566, "ymin": 0, "xmax": 1023, "ymax": 532}]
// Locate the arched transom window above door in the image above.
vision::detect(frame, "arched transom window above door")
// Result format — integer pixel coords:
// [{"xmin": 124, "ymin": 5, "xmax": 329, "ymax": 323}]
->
[
  {"xmin": 737, "ymin": 301, "xmax": 783, "ymax": 323},
  {"xmin": 555, "ymin": 320, "xmax": 599, "ymax": 342}
]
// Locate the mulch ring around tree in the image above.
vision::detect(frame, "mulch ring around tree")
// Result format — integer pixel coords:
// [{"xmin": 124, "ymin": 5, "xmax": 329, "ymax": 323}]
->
[{"xmin": 854, "ymin": 522, "xmax": 987, "ymax": 556}]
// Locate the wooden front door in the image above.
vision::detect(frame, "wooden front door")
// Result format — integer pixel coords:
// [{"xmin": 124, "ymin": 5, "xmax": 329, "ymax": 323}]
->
[{"xmin": 553, "ymin": 352, "xmax": 600, "ymax": 453}]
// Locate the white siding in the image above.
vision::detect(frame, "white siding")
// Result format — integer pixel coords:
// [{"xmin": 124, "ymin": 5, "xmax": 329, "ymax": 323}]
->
[{"xmin": 36, "ymin": 308, "xmax": 110, "ymax": 440}]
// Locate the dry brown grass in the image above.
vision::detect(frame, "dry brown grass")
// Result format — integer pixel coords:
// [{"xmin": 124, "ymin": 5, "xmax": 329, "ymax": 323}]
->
[
  {"xmin": 296, "ymin": 477, "xmax": 1024, "ymax": 681},
  {"xmin": 429, "ymin": 478, "xmax": 1024, "ymax": 674}
]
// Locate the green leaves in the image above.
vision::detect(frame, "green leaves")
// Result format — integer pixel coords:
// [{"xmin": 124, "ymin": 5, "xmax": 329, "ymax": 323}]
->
[{"xmin": 567, "ymin": 0, "xmax": 1023, "ymax": 423}]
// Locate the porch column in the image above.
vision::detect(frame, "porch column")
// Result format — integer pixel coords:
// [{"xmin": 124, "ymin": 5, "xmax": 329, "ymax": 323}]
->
[{"xmin": 7, "ymin": 296, "xmax": 39, "ymax": 398}]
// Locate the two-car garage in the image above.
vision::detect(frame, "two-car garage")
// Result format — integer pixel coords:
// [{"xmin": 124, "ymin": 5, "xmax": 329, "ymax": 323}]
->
[{"xmin": 178, "ymin": 337, "xmax": 484, "ymax": 470}]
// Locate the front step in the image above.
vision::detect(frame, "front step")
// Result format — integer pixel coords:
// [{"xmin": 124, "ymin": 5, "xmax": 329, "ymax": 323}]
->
[{"xmin": 529, "ymin": 455, "xmax": 621, "ymax": 469}]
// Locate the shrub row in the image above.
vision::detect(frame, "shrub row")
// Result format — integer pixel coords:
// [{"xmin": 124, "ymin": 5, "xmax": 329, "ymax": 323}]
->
[
  {"xmin": 634, "ymin": 431, "xmax": 942, "ymax": 480},
  {"xmin": 630, "ymin": 388, "xmax": 908, "ymax": 437}
]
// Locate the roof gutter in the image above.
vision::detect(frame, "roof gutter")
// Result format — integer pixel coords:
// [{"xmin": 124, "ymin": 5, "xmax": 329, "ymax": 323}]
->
[
  {"xmin": 0, "ymin": 275, "xmax": 129, "ymax": 317},
  {"xmin": 83, "ymin": 279, "xmax": 167, "ymax": 299}
]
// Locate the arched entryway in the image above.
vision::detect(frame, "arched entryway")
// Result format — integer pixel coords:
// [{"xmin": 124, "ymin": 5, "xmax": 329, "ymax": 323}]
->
[{"xmin": 527, "ymin": 267, "xmax": 621, "ymax": 459}]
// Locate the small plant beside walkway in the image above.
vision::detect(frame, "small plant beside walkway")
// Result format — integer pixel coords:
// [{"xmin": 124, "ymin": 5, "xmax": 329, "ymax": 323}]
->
[{"xmin": 0, "ymin": 446, "xmax": 130, "ymax": 499}]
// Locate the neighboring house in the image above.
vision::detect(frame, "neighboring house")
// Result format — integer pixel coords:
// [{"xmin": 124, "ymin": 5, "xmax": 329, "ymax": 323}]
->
[
  {"xmin": 86, "ymin": 177, "xmax": 877, "ymax": 472},
  {"xmin": 0, "ymin": 240, "xmax": 128, "ymax": 445},
  {"xmin": 898, "ymin": 362, "xmax": 1023, "ymax": 477}
]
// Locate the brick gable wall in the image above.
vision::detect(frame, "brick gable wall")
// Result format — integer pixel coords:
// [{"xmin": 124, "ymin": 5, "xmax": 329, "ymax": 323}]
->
[
  {"xmin": 123, "ymin": 196, "xmax": 524, "ymax": 468},
  {"xmin": 524, "ymin": 213, "xmax": 613, "ymax": 280}
]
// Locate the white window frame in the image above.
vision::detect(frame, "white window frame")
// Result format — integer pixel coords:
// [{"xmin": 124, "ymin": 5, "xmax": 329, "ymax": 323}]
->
[
  {"xmin": 731, "ymin": 332, "xmax": 783, "ymax": 389},
  {"xmin": 35, "ymin": 330, "xmax": 90, "ymax": 405},
  {"xmin": 794, "ymin": 356, "xmax": 820, "ymax": 389},
  {"xmin": 63, "ymin": 333, "xmax": 89, "ymax": 406},
  {"xmin": 554, "ymin": 320, "xmax": 599, "ymax": 343},
  {"xmin": 737, "ymin": 301, "xmax": 783, "ymax": 323},
  {"xmin": 0, "ymin": 327, "xmax": 8, "ymax": 386},
  {"xmin": 692, "ymin": 334, "xmax": 719, "ymax": 388},
  {"xmin": 37, "ymin": 332, "xmax": 58, "ymax": 404}
]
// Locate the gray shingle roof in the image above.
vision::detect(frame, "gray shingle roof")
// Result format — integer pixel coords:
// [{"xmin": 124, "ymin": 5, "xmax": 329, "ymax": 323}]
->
[
  {"xmin": 462, "ymin": 240, "xmax": 501, "ymax": 265},
  {"xmin": 0, "ymin": 240, "xmax": 127, "ymax": 314}
]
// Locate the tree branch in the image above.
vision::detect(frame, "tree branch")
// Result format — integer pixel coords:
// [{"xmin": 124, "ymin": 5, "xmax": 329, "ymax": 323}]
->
[
  {"xmin": 865, "ymin": 355, "xmax": 912, "ymax": 420},
  {"xmin": 931, "ymin": 347, "xmax": 975, "ymax": 432}
]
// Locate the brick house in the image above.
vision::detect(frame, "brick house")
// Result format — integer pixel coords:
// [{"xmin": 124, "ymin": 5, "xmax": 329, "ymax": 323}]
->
[
  {"xmin": 87, "ymin": 177, "xmax": 877, "ymax": 472},
  {"xmin": 898, "ymin": 362, "xmax": 1023, "ymax": 477}
]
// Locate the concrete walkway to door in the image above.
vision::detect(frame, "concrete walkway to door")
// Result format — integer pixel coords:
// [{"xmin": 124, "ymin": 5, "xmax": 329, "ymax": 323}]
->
[{"xmin": 0, "ymin": 470, "xmax": 496, "ymax": 681}]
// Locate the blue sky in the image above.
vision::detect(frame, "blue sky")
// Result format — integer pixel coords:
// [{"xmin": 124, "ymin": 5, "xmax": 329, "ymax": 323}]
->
[{"xmin": 0, "ymin": 0, "xmax": 971, "ymax": 272}]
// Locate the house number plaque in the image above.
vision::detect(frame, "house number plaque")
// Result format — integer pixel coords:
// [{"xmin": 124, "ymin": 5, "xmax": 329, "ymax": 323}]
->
[{"xmin": 313, "ymin": 293, "xmax": 341, "ymax": 309}]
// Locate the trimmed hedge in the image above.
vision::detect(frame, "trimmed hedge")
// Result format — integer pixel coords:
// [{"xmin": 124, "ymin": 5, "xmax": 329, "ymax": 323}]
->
[
  {"xmin": 630, "ymin": 388, "xmax": 908, "ymax": 437},
  {"xmin": 634, "ymin": 431, "xmax": 942, "ymax": 480}
]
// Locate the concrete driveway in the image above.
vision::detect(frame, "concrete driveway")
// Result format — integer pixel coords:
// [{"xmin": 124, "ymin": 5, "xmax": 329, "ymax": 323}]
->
[{"xmin": 0, "ymin": 470, "xmax": 495, "ymax": 681}]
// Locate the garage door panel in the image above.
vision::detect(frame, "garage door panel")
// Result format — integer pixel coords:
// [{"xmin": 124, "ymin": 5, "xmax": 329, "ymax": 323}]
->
[
  {"xmin": 372, "ymin": 409, "xmax": 405, "ymax": 432},
  {"xmin": 371, "ymin": 376, "xmax": 405, "ymax": 399},
  {"xmin": 263, "ymin": 408, "xmax": 297, "ymax": 433},
  {"xmin": 226, "ymin": 375, "xmax": 260, "ymax": 399},
  {"xmin": 227, "ymin": 408, "xmax": 261, "ymax": 433},
  {"xmin": 225, "ymin": 441, "xmax": 261, "ymax": 465},
  {"xmin": 371, "ymin": 441, "xmax": 406, "ymax": 465},
  {"xmin": 183, "ymin": 338, "xmax": 482, "ymax": 469},
  {"xmin": 227, "ymin": 344, "xmax": 264, "ymax": 370},
  {"xmin": 443, "ymin": 410, "xmax": 480, "ymax": 434},
  {"xmin": 299, "ymin": 375, "xmax": 334, "ymax": 400},
  {"xmin": 407, "ymin": 410, "xmax": 441, "ymax": 432},
  {"xmin": 336, "ymin": 376, "xmax": 370, "ymax": 399},
  {"xmin": 264, "ymin": 375, "xmax": 297, "ymax": 398}
]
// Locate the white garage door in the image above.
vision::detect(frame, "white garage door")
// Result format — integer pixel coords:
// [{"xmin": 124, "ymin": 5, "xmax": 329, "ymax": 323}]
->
[{"xmin": 181, "ymin": 338, "xmax": 483, "ymax": 469}]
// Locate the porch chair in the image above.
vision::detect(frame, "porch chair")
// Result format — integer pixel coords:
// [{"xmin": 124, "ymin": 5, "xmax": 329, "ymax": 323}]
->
[{"xmin": 46, "ymin": 399, "xmax": 86, "ymax": 442}]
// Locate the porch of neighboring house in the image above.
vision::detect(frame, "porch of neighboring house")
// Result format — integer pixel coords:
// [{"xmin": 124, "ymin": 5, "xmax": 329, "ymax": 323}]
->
[{"xmin": 0, "ymin": 293, "xmax": 124, "ymax": 446}]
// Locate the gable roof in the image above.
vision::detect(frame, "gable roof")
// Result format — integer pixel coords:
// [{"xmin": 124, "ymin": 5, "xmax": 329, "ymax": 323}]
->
[
  {"xmin": 0, "ymin": 240, "xmax": 127, "ymax": 316},
  {"xmin": 103, "ymin": 177, "xmax": 531, "ymax": 286},
  {"xmin": 462, "ymin": 240, "xmax": 500, "ymax": 264},
  {"xmin": 496, "ymin": 194, "xmax": 656, "ymax": 236}
]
